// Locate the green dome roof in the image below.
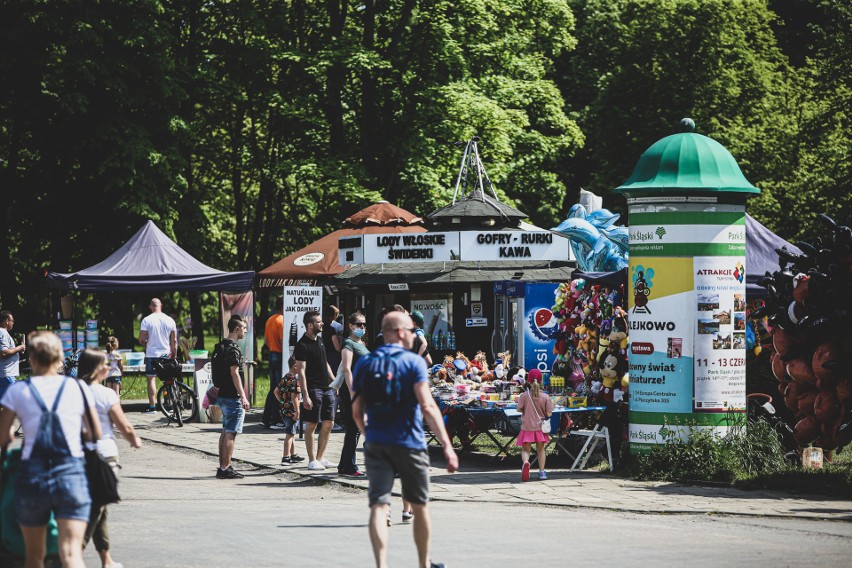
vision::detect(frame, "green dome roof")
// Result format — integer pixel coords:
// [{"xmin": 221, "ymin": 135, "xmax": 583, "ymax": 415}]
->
[{"xmin": 615, "ymin": 124, "xmax": 760, "ymax": 196}]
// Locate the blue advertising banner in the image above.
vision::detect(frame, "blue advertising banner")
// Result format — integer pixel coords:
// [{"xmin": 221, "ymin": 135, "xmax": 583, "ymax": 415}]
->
[{"xmin": 523, "ymin": 283, "xmax": 559, "ymax": 378}]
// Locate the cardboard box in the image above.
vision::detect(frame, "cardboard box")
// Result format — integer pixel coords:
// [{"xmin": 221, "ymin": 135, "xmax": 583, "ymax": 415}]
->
[{"xmin": 802, "ymin": 446, "xmax": 823, "ymax": 469}]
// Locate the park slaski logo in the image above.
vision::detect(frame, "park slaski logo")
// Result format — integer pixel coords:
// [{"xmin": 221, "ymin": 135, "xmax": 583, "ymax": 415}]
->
[{"xmin": 655, "ymin": 226, "xmax": 666, "ymax": 239}]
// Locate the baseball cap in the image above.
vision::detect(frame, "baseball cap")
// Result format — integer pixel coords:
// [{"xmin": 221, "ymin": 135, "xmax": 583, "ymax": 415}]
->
[
  {"xmin": 410, "ymin": 310, "xmax": 425, "ymax": 328},
  {"xmin": 528, "ymin": 368, "xmax": 543, "ymax": 383}
]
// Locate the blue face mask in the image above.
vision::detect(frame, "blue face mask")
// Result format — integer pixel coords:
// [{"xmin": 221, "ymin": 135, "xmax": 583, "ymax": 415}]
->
[{"xmin": 352, "ymin": 327, "xmax": 366, "ymax": 338}]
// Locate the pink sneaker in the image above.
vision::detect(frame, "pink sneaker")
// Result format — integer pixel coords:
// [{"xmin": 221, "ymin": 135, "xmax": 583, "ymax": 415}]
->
[{"xmin": 521, "ymin": 462, "xmax": 531, "ymax": 482}]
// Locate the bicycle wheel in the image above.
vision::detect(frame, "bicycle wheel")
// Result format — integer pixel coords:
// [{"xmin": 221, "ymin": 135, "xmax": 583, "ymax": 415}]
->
[
  {"xmin": 174, "ymin": 382, "xmax": 199, "ymax": 424},
  {"xmin": 156, "ymin": 383, "xmax": 174, "ymax": 420},
  {"xmin": 171, "ymin": 384, "xmax": 184, "ymax": 427}
]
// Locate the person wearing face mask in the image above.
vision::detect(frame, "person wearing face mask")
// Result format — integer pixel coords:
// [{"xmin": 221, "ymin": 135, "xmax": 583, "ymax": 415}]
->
[{"xmin": 336, "ymin": 312, "xmax": 370, "ymax": 477}]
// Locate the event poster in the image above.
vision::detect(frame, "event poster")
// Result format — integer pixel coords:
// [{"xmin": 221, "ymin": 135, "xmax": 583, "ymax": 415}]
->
[
  {"xmin": 220, "ymin": 291, "xmax": 254, "ymax": 361},
  {"xmin": 523, "ymin": 283, "xmax": 559, "ymax": 378},
  {"xmin": 693, "ymin": 256, "xmax": 747, "ymax": 412},
  {"xmin": 282, "ymin": 286, "xmax": 323, "ymax": 358},
  {"xmin": 410, "ymin": 294, "xmax": 453, "ymax": 348},
  {"xmin": 627, "ymin": 256, "xmax": 694, "ymax": 447}
]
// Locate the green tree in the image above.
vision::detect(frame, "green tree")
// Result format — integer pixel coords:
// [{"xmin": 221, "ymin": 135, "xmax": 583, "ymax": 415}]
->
[{"xmin": 560, "ymin": 0, "xmax": 795, "ymax": 218}]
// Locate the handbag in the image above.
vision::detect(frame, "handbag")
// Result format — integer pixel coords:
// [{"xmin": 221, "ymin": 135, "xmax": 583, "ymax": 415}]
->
[
  {"xmin": 76, "ymin": 380, "xmax": 121, "ymax": 506},
  {"xmin": 527, "ymin": 391, "xmax": 552, "ymax": 434}
]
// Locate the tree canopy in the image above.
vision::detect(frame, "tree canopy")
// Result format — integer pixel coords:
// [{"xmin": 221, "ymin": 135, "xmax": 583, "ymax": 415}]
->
[{"xmin": 0, "ymin": 0, "xmax": 848, "ymax": 334}]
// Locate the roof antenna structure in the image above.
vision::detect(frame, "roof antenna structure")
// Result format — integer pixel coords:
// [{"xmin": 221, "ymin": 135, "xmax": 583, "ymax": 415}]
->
[{"xmin": 451, "ymin": 137, "xmax": 501, "ymax": 205}]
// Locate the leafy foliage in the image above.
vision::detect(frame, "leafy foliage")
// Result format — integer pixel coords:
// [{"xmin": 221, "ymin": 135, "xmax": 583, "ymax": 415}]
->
[{"xmin": 0, "ymin": 0, "xmax": 848, "ymax": 345}]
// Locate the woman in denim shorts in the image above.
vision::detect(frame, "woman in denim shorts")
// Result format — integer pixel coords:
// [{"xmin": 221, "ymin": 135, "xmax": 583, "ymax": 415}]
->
[{"xmin": 0, "ymin": 331, "xmax": 102, "ymax": 568}]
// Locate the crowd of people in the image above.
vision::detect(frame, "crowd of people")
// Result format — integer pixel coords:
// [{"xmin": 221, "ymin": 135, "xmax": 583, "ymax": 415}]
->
[
  {"xmin": 0, "ymin": 298, "xmax": 552, "ymax": 568},
  {"xmin": 0, "ymin": 325, "xmax": 140, "ymax": 568}
]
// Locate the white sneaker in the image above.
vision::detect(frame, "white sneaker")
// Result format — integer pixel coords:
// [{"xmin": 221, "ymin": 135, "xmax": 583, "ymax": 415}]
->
[
  {"xmin": 307, "ymin": 460, "xmax": 326, "ymax": 471},
  {"xmin": 320, "ymin": 459, "xmax": 332, "ymax": 468}
]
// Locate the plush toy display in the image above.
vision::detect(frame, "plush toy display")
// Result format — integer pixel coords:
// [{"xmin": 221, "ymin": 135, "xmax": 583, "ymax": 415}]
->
[
  {"xmin": 754, "ymin": 213, "xmax": 852, "ymax": 453},
  {"xmin": 551, "ymin": 276, "xmax": 630, "ymax": 403}
]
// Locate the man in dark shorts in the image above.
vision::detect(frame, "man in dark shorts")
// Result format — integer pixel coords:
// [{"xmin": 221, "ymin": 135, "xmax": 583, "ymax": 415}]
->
[
  {"xmin": 294, "ymin": 309, "xmax": 336, "ymax": 471},
  {"xmin": 352, "ymin": 311, "xmax": 458, "ymax": 568}
]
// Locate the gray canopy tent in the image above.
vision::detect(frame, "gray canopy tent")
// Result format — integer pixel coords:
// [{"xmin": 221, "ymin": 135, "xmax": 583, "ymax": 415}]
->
[{"xmin": 47, "ymin": 220, "xmax": 254, "ymax": 292}]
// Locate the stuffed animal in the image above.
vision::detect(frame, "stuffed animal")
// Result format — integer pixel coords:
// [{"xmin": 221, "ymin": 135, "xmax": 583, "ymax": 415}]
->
[
  {"xmin": 610, "ymin": 309, "xmax": 628, "ymax": 351},
  {"xmin": 598, "ymin": 348, "xmax": 627, "ymax": 402}
]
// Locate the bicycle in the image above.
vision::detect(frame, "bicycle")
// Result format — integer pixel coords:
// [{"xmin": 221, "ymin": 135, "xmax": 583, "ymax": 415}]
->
[{"xmin": 152, "ymin": 358, "xmax": 198, "ymax": 426}]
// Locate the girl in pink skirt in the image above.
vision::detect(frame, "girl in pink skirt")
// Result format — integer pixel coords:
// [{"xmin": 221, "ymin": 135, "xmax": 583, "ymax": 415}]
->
[{"xmin": 516, "ymin": 368, "xmax": 553, "ymax": 481}]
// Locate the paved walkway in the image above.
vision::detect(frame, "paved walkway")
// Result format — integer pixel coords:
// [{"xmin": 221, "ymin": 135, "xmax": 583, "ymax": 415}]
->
[{"xmin": 127, "ymin": 404, "xmax": 852, "ymax": 522}]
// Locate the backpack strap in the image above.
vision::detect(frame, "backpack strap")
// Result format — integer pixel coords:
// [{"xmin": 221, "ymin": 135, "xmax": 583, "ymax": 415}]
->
[{"xmin": 24, "ymin": 376, "xmax": 69, "ymax": 414}]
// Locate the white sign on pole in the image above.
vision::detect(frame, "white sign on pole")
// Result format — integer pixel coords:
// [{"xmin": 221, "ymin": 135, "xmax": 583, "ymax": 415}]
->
[
  {"xmin": 282, "ymin": 286, "xmax": 324, "ymax": 359},
  {"xmin": 193, "ymin": 359, "xmax": 213, "ymax": 423}
]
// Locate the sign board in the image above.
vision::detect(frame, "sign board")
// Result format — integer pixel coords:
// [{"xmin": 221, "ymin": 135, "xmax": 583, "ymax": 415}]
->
[
  {"xmin": 523, "ymin": 283, "xmax": 559, "ymax": 377},
  {"xmin": 338, "ymin": 235, "xmax": 363, "ymax": 265},
  {"xmin": 470, "ymin": 302, "xmax": 483, "ymax": 316},
  {"xmin": 411, "ymin": 294, "xmax": 453, "ymax": 348},
  {"xmin": 343, "ymin": 230, "xmax": 570, "ymax": 265},
  {"xmin": 388, "ymin": 283, "xmax": 409, "ymax": 291},
  {"xmin": 459, "ymin": 231, "xmax": 569, "ymax": 261},
  {"xmin": 282, "ymin": 286, "xmax": 323, "ymax": 359},
  {"xmin": 220, "ymin": 291, "xmax": 254, "ymax": 361},
  {"xmin": 193, "ymin": 358, "xmax": 213, "ymax": 423},
  {"xmin": 466, "ymin": 317, "xmax": 488, "ymax": 327},
  {"xmin": 363, "ymin": 233, "xmax": 460, "ymax": 264}
]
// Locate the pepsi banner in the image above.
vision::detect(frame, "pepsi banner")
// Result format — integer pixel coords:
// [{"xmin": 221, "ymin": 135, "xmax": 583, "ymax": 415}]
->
[{"xmin": 523, "ymin": 283, "xmax": 559, "ymax": 379}]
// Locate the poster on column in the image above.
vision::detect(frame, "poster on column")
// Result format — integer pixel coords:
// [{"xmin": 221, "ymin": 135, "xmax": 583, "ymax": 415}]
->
[
  {"xmin": 282, "ymin": 286, "xmax": 323, "ymax": 359},
  {"xmin": 523, "ymin": 283, "xmax": 559, "ymax": 377},
  {"xmin": 627, "ymin": 257, "xmax": 694, "ymax": 415},
  {"xmin": 693, "ymin": 257, "xmax": 747, "ymax": 412},
  {"xmin": 220, "ymin": 291, "xmax": 255, "ymax": 361}
]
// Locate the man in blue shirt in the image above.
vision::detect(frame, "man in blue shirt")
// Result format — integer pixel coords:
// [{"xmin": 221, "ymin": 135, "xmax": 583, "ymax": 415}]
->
[{"xmin": 352, "ymin": 311, "xmax": 458, "ymax": 568}]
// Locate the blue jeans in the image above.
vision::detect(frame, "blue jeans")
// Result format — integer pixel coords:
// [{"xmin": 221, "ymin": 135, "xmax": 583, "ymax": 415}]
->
[
  {"xmin": 16, "ymin": 457, "xmax": 91, "ymax": 525},
  {"xmin": 218, "ymin": 397, "xmax": 245, "ymax": 434}
]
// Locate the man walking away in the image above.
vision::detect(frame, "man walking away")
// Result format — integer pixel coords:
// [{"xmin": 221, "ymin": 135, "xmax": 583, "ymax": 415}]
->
[
  {"xmin": 294, "ymin": 310, "xmax": 337, "ymax": 471},
  {"xmin": 212, "ymin": 315, "xmax": 250, "ymax": 479},
  {"xmin": 138, "ymin": 298, "xmax": 177, "ymax": 413},
  {"xmin": 352, "ymin": 311, "xmax": 458, "ymax": 568},
  {"xmin": 0, "ymin": 311, "xmax": 24, "ymax": 402}
]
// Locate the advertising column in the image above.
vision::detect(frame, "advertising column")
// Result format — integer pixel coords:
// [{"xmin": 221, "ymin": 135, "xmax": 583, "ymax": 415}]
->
[{"xmin": 627, "ymin": 204, "xmax": 747, "ymax": 452}]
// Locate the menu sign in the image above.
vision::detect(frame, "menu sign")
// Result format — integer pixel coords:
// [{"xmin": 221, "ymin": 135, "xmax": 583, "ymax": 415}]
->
[{"xmin": 459, "ymin": 231, "xmax": 569, "ymax": 261}]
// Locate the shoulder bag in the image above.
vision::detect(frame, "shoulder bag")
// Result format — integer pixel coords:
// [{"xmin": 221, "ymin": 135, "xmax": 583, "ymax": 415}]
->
[
  {"xmin": 76, "ymin": 381, "xmax": 121, "ymax": 506},
  {"xmin": 527, "ymin": 391, "xmax": 552, "ymax": 434}
]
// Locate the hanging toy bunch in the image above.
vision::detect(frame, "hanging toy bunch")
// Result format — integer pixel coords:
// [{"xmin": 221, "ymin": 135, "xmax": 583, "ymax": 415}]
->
[
  {"xmin": 754, "ymin": 213, "xmax": 852, "ymax": 453},
  {"xmin": 551, "ymin": 279, "xmax": 630, "ymax": 403}
]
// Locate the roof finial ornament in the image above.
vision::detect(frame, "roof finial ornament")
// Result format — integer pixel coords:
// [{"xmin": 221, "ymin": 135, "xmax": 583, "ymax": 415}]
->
[{"xmin": 679, "ymin": 117, "xmax": 696, "ymax": 132}]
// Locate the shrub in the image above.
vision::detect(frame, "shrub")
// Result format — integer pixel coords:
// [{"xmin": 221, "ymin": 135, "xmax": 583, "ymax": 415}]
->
[{"xmin": 626, "ymin": 417, "xmax": 790, "ymax": 484}]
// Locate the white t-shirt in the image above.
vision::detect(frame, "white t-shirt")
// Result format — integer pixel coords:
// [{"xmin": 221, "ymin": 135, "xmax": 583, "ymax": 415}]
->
[
  {"xmin": 141, "ymin": 312, "xmax": 177, "ymax": 357},
  {"xmin": 0, "ymin": 375, "xmax": 95, "ymax": 460},
  {"xmin": 0, "ymin": 327, "xmax": 19, "ymax": 378},
  {"xmin": 107, "ymin": 351, "xmax": 122, "ymax": 377},
  {"xmin": 89, "ymin": 383, "xmax": 120, "ymax": 458}
]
